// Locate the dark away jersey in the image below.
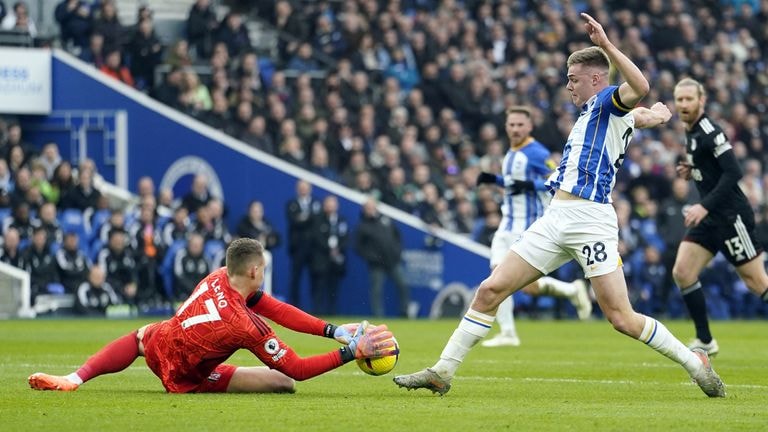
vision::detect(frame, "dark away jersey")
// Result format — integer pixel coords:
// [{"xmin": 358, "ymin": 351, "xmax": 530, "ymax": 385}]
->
[{"xmin": 685, "ymin": 115, "xmax": 750, "ymax": 218}]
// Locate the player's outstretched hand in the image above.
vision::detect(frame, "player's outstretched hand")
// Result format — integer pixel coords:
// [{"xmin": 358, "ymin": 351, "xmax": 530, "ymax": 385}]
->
[
  {"xmin": 581, "ymin": 13, "xmax": 609, "ymax": 47},
  {"xmin": 349, "ymin": 323, "xmax": 397, "ymax": 359},
  {"xmin": 476, "ymin": 171, "xmax": 498, "ymax": 186},
  {"xmin": 650, "ymin": 102, "xmax": 672, "ymax": 124},
  {"xmin": 333, "ymin": 323, "xmax": 361, "ymax": 345}
]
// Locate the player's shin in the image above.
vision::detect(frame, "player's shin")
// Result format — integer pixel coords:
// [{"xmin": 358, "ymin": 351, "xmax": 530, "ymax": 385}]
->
[
  {"xmin": 637, "ymin": 315, "xmax": 701, "ymax": 375},
  {"xmin": 433, "ymin": 309, "xmax": 494, "ymax": 377}
]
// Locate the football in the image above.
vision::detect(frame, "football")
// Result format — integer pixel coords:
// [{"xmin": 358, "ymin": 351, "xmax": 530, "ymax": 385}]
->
[{"xmin": 356, "ymin": 336, "xmax": 400, "ymax": 376}]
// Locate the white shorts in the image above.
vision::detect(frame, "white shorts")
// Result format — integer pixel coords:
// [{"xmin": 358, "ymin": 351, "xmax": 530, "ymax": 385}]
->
[
  {"xmin": 490, "ymin": 230, "xmax": 523, "ymax": 268},
  {"xmin": 510, "ymin": 199, "xmax": 620, "ymax": 278}
]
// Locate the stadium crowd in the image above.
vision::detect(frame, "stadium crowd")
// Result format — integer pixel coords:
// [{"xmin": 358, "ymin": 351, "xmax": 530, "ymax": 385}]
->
[{"xmin": 1, "ymin": 0, "xmax": 768, "ymax": 318}]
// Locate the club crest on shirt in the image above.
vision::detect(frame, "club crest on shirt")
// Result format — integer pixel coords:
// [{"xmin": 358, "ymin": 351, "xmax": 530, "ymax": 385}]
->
[{"xmin": 691, "ymin": 138, "xmax": 697, "ymax": 152}]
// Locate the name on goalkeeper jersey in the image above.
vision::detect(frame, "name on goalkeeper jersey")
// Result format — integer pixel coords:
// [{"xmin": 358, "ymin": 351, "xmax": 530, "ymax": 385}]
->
[{"xmin": 210, "ymin": 277, "xmax": 228, "ymax": 309}]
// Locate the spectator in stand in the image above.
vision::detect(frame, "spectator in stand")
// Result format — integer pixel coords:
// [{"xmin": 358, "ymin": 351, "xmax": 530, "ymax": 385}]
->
[
  {"xmin": 6, "ymin": 201, "xmax": 33, "ymax": 241},
  {"xmin": 34, "ymin": 202, "xmax": 63, "ymax": 248},
  {"xmin": 1, "ymin": 1, "xmax": 36, "ymax": 36},
  {"xmin": 657, "ymin": 177, "xmax": 692, "ymax": 314},
  {"xmin": 92, "ymin": 0, "xmax": 124, "ymax": 50},
  {"xmin": 287, "ymin": 43, "xmax": 320, "ymax": 73},
  {"xmin": 75, "ymin": 266, "xmax": 120, "ymax": 316},
  {"xmin": 29, "ymin": 161, "xmax": 55, "ymax": 204},
  {"xmin": 241, "ymin": 116, "xmax": 274, "ymax": 153},
  {"xmin": 204, "ymin": 198, "xmax": 232, "ymax": 244},
  {"xmin": 55, "ymin": 0, "xmax": 92, "ymax": 51},
  {"xmin": 162, "ymin": 206, "xmax": 190, "ymax": 248},
  {"xmin": 7, "ymin": 143, "xmax": 28, "ymax": 176},
  {"xmin": 354, "ymin": 197, "xmax": 409, "ymax": 317},
  {"xmin": 8, "ymin": 167, "xmax": 30, "ymax": 208},
  {"xmin": 181, "ymin": 174, "xmax": 211, "ymax": 214},
  {"xmin": 129, "ymin": 202, "xmax": 164, "ymax": 305},
  {"xmin": 56, "ymin": 231, "xmax": 90, "ymax": 294},
  {"xmin": 215, "ymin": 12, "xmax": 251, "ymax": 58},
  {"xmin": 23, "ymin": 227, "xmax": 58, "ymax": 303},
  {"xmin": 79, "ymin": 32, "xmax": 106, "ymax": 68},
  {"xmin": 204, "ymin": 91, "xmax": 231, "ymax": 132},
  {"xmin": 99, "ymin": 49, "xmax": 135, "ymax": 87},
  {"xmin": 97, "ymin": 209, "xmax": 125, "ymax": 246},
  {"xmin": 236, "ymin": 200, "xmax": 280, "ymax": 250},
  {"xmin": 310, "ymin": 195, "xmax": 348, "ymax": 315},
  {"xmin": 173, "ymin": 232, "xmax": 209, "ymax": 300},
  {"xmin": 0, "ymin": 159, "xmax": 11, "ymax": 208},
  {"xmin": 59, "ymin": 166, "xmax": 101, "ymax": 212},
  {"xmin": 285, "ymin": 180, "xmax": 321, "ymax": 308},
  {"xmin": 165, "ymin": 39, "xmax": 192, "ymax": 68},
  {"xmin": 50, "ymin": 161, "xmax": 75, "ymax": 205},
  {"xmin": 273, "ymin": 0, "xmax": 307, "ymax": 63},
  {"xmin": 186, "ymin": 0, "xmax": 217, "ymax": 59},
  {"xmin": 126, "ymin": 17, "xmax": 163, "ymax": 90},
  {"xmin": 0, "ymin": 227, "xmax": 25, "ymax": 269},
  {"xmin": 38, "ymin": 142, "xmax": 62, "ymax": 180},
  {"xmin": 97, "ymin": 228, "xmax": 137, "ymax": 305},
  {"xmin": 177, "ymin": 69, "xmax": 212, "ymax": 116}
]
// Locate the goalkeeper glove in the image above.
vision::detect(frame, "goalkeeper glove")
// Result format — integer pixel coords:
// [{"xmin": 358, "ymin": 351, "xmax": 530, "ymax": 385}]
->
[
  {"xmin": 348, "ymin": 321, "xmax": 397, "ymax": 359},
  {"xmin": 330, "ymin": 322, "xmax": 360, "ymax": 345}
]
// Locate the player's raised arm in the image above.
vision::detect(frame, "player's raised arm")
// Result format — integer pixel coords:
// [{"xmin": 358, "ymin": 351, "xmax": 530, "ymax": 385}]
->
[
  {"xmin": 581, "ymin": 13, "xmax": 648, "ymax": 107},
  {"xmin": 632, "ymin": 102, "xmax": 672, "ymax": 129}
]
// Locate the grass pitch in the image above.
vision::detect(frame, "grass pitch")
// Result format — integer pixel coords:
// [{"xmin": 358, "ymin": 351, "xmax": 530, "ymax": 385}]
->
[{"xmin": 2, "ymin": 318, "xmax": 766, "ymax": 431}]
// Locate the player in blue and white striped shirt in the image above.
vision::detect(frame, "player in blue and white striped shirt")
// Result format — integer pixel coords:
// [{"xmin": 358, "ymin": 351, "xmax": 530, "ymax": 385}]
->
[
  {"xmin": 395, "ymin": 13, "xmax": 725, "ymax": 398},
  {"xmin": 476, "ymin": 106, "xmax": 592, "ymax": 348}
]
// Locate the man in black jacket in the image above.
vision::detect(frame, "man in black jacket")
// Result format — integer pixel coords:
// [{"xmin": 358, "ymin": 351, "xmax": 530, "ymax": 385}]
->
[
  {"xmin": 354, "ymin": 197, "xmax": 409, "ymax": 317},
  {"xmin": 23, "ymin": 227, "xmax": 59, "ymax": 303},
  {"xmin": 310, "ymin": 196, "xmax": 348, "ymax": 315},
  {"xmin": 96, "ymin": 228, "xmax": 137, "ymax": 304},
  {"xmin": 55, "ymin": 231, "xmax": 90, "ymax": 294},
  {"xmin": 173, "ymin": 233, "xmax": 209, "ymax": 300},
  {"xmin": 284, "ymin": 180, "xmax": 320, "ymax": 308}
]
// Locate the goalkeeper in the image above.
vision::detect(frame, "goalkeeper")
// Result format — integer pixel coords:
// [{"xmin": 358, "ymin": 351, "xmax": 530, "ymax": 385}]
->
[{"xmin": 28, "ymin": 238, "xmax": 395, "ymax": 393}]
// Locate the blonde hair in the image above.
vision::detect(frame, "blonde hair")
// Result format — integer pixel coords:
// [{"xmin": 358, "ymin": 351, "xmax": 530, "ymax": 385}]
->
[
  {"xmin": 567, "ymin": 46, "xmax": 610, "ymax": 70},
  {"xmin": 505, "ymin": 106, "xmax": 532, "ymax": 118},
  {"xmin": 674, "ymin": 77, "xmax": 706, "ymax": 98}
]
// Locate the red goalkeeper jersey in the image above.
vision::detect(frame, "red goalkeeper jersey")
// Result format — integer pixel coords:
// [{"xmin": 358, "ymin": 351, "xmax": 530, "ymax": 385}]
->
[{"xmin": 142, "ymin": 268, "xmax": 344, "ymax": 393}]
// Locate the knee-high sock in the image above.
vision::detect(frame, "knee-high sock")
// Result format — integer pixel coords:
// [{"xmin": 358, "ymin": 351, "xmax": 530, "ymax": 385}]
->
[
  {"xmin": 638, "ymin": 315, "xmax": 702, "ymax": 376},
  {"xmin": 74, "ymin": 331, "xmax": 140, "ymax": 383},
  {"xmin": 681, "ymin": 281, "xmax": 712, "ymax": 343},
  {"xmin": 495, "ymin": 296, "xmax": 517, "ymax": 336},
  {"xmin": 538, "ymin": 276, "xmax": 577, "ymax": 297},
  {"xmin": 433, "ymin": 309, "xmax": 494, "ymax": 378}
]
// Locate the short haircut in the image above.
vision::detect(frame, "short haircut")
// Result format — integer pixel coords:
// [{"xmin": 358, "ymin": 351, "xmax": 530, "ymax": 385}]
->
[
  {"xmin": 674, "ymin": 77, "xmax": 706, "ymax": 98},
  {"xmin": 567, "ymin": 46, "xmax": 610, "ymax": 70},
  {"xmin": 226, "ymin": 238, "xmax": 264, "ymax": 276},
  {"xmin": 505, "ymin": 106, "xmax": 532, "ymax": 118}
]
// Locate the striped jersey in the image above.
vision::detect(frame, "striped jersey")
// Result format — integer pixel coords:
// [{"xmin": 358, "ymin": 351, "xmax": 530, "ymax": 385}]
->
[
  {"xmin": 500, "ymin": 138, "xmax": 556, "ymax": 233},
  {"xmin": 547, "ymin": 85, "xmax": 634, "ymax": 203}
]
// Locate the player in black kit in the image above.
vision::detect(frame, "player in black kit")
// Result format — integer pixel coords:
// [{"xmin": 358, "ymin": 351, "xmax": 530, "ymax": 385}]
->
[{"xmin": 671, "ymin": 78, "xmax": 768, "ymax": 356}]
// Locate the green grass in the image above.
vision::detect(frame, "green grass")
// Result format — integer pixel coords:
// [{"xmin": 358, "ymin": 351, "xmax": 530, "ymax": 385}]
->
[{"xmin": 2, "ymin": 318, "xmax": 766, "ymax": 431}]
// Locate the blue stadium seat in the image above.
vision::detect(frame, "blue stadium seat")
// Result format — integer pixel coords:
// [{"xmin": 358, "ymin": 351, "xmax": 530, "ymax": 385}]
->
[
  {"xmin": 89, "ymin": 209, "xmax": 112, "ymax": 242},
  {"xmin": 59, "ymin": 208, "xmax": 89, "ymax": 240}
]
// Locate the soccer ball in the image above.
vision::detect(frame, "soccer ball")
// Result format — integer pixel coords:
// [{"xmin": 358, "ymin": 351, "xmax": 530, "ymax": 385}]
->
[{"xmin": 356, "ymin": 336, "xmax": 399, "ymax": 376}]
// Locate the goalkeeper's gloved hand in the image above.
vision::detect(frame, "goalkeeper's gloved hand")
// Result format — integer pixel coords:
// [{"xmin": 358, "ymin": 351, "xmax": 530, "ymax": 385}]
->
[
  {"xmin": 331, "ymin": 322, "xmax": 360, "ymax": 345},
  {"xmin": 476, "ymin": 171, "xmax": 499, "ymax": 186},
  {"xmin": 348, "ymin": 321, "xmax": 397, "ymax": 359}
]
